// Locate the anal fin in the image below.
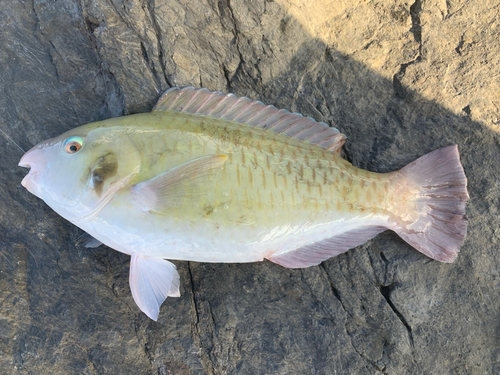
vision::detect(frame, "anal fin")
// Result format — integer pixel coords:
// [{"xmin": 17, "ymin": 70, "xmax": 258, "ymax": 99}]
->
[
  {"xmin": 129, "ymin": 255, "xmax": 180, "ymax": 320},
  {"xmin": 267, "ymin": 226, "xmax": 386, "ymax": 268}
]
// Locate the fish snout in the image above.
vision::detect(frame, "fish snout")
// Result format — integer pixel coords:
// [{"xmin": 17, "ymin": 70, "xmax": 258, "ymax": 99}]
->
[{"xmin": 19, "ymin": 143, "xmax": 43, "ymax": 167}]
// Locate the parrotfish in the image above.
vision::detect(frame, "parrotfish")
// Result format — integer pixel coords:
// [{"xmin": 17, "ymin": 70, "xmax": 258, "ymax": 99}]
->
[{"xmin": 19, "ymin": 87, "xmax": 469, "ymax": 320}]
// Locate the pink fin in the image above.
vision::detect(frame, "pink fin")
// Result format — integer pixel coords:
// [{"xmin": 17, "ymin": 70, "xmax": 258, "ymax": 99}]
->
[
  {"xmin": 153, "ymin": 87, "xmax": 346, "ymax": 155},
  {"xmin": 129, "ymin": 255, "xmax": 180, "ymax": 321},
  {"xmin": 395, "ymin": 145, "xmax": 469, "ymax": 263},
  {"xmin": 267, "ymin": 226, "xmax": 386, "ymax": 268},
  {"xmin": 130, "ymin": 154, "xmax": 227, "ymax": 213}
]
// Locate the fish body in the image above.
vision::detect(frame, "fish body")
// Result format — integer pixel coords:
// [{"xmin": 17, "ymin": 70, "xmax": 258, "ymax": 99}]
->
[
  {"xmin": 68, "ymin": 112, "xmax": 395, "ymax": 262},
  {"xmin": 19, "ymin": 87, "xmax": 469, "ymax": 320}
]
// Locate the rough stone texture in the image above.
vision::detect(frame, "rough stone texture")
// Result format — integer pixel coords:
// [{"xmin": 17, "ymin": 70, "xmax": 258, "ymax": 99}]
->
[{"xmin": 1, "ymin": 0, "xmax": 499, "ymax": 373}]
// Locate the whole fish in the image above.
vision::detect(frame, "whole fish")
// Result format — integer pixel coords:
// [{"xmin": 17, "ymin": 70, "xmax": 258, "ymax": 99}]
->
[{"xmin": 19, "ymin": 87, "xmax": 469, "ymax": 320}]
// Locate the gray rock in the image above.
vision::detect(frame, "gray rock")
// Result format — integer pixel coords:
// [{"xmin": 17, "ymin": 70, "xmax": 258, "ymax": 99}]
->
[{"xmin": 1, "ymin": 0, "xmax": 499, "ymax": 373}]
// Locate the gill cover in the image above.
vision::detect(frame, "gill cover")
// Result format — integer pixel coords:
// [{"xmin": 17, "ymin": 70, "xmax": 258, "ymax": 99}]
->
[{"xmin": 71, "ymin": 127, "xmax": 142, "ymax": 223}]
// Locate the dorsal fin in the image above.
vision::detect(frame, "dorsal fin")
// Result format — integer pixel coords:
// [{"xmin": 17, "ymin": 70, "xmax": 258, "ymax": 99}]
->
[{"xmin": 153, "ymin": 87, "xmax": 346, "ymax": 155}]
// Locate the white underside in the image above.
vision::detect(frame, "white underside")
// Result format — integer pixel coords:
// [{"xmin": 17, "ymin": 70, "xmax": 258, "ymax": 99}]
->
[{"xmin": 76, "ymin": 198, "xmax": 389, "ymax": 263}]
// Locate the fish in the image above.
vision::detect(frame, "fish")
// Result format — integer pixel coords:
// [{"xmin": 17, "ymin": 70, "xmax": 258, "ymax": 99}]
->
[{"xmin": 18, "ymin": 87, "xmax": 469, "ymax": 320}]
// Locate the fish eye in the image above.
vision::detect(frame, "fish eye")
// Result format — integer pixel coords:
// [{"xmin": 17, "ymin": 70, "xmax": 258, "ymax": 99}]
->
[{"xmin": 64, "ymin": 136, "xmax": 84, "ymax": 154}]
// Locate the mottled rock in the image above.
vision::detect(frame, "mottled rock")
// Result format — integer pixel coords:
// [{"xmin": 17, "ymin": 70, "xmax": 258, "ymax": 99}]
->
[{"xmin": 1, "ymin": 0, "xmax": 499, "ymax": 374}]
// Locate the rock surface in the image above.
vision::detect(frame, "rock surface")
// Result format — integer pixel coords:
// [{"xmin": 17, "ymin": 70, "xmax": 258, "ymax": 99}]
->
[{"xmin": 1, "ymin": 0, "xmax": 499, "ymax": 373}]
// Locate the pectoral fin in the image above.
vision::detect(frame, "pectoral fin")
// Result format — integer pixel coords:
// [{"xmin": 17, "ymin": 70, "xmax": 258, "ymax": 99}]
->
[
  {"xmin": 129, "ymin": 255, "xmax": 180, "ymax": 321},
  {"xmin": 130, "ymin": 154, "xmax": 227, "ymax": 213}
]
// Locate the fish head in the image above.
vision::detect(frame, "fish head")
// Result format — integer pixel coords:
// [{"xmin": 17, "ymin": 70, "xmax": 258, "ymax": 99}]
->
[{"xmin": 19, "ymin": 121, "xmax": 142, "ymax": 222}]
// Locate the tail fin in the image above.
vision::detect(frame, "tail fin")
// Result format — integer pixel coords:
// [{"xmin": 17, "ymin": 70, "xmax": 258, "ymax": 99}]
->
[{"xmin": 393, "ymin": 145, "xmax": 469, "ymax": 263}]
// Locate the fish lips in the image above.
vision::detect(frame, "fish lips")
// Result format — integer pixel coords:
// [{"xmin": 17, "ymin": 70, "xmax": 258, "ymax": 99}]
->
[
  {"xmin": 20, "ymin": 168, "xmax": 37, "ymax": 189},
  {"xmin": 19, "ymin": 145, "xmax": 44, "ymax": 195}
]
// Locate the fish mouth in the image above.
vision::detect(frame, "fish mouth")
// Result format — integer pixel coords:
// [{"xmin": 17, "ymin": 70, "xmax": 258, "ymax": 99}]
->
[
  {"xmin": 19, "ymin": 151, "xmax": 39, "ymax": 189},
  {"xmin": 19, "ymin": 165, "xmax": 38, "ymax": 189},
  {"xmin": 19, "ymin": 146, "xmax": 34, "ymax": 169},
  {"xmin": 20, "ymin": 170, "xmax": 37, "ymax": 188}
]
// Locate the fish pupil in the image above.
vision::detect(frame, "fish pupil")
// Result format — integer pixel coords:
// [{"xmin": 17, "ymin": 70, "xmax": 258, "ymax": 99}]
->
[{"xmin": 70, "ymin": 145, "xmax": 77, "ymax": 152}]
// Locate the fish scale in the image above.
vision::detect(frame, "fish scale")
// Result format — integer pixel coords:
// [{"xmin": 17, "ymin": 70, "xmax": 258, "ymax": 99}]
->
[
  {"xmin": 120, "ymin": 111, "xmax": 397, "ymax": 236},
  {"xmin": 19, "ymin": 87, "xmax": 468, "ymax": 320}
]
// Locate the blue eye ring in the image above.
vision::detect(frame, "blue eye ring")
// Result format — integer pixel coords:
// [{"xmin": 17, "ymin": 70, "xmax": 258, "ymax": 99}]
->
[{"xmin": 64, "ymin": 136, "xmax": 84, "ymax": 154}]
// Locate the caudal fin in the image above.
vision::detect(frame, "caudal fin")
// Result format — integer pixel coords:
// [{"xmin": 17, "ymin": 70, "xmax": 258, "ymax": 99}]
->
[{"xmin": 393, "ymin": 145, "xmax": 469, "ymax": 263}]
